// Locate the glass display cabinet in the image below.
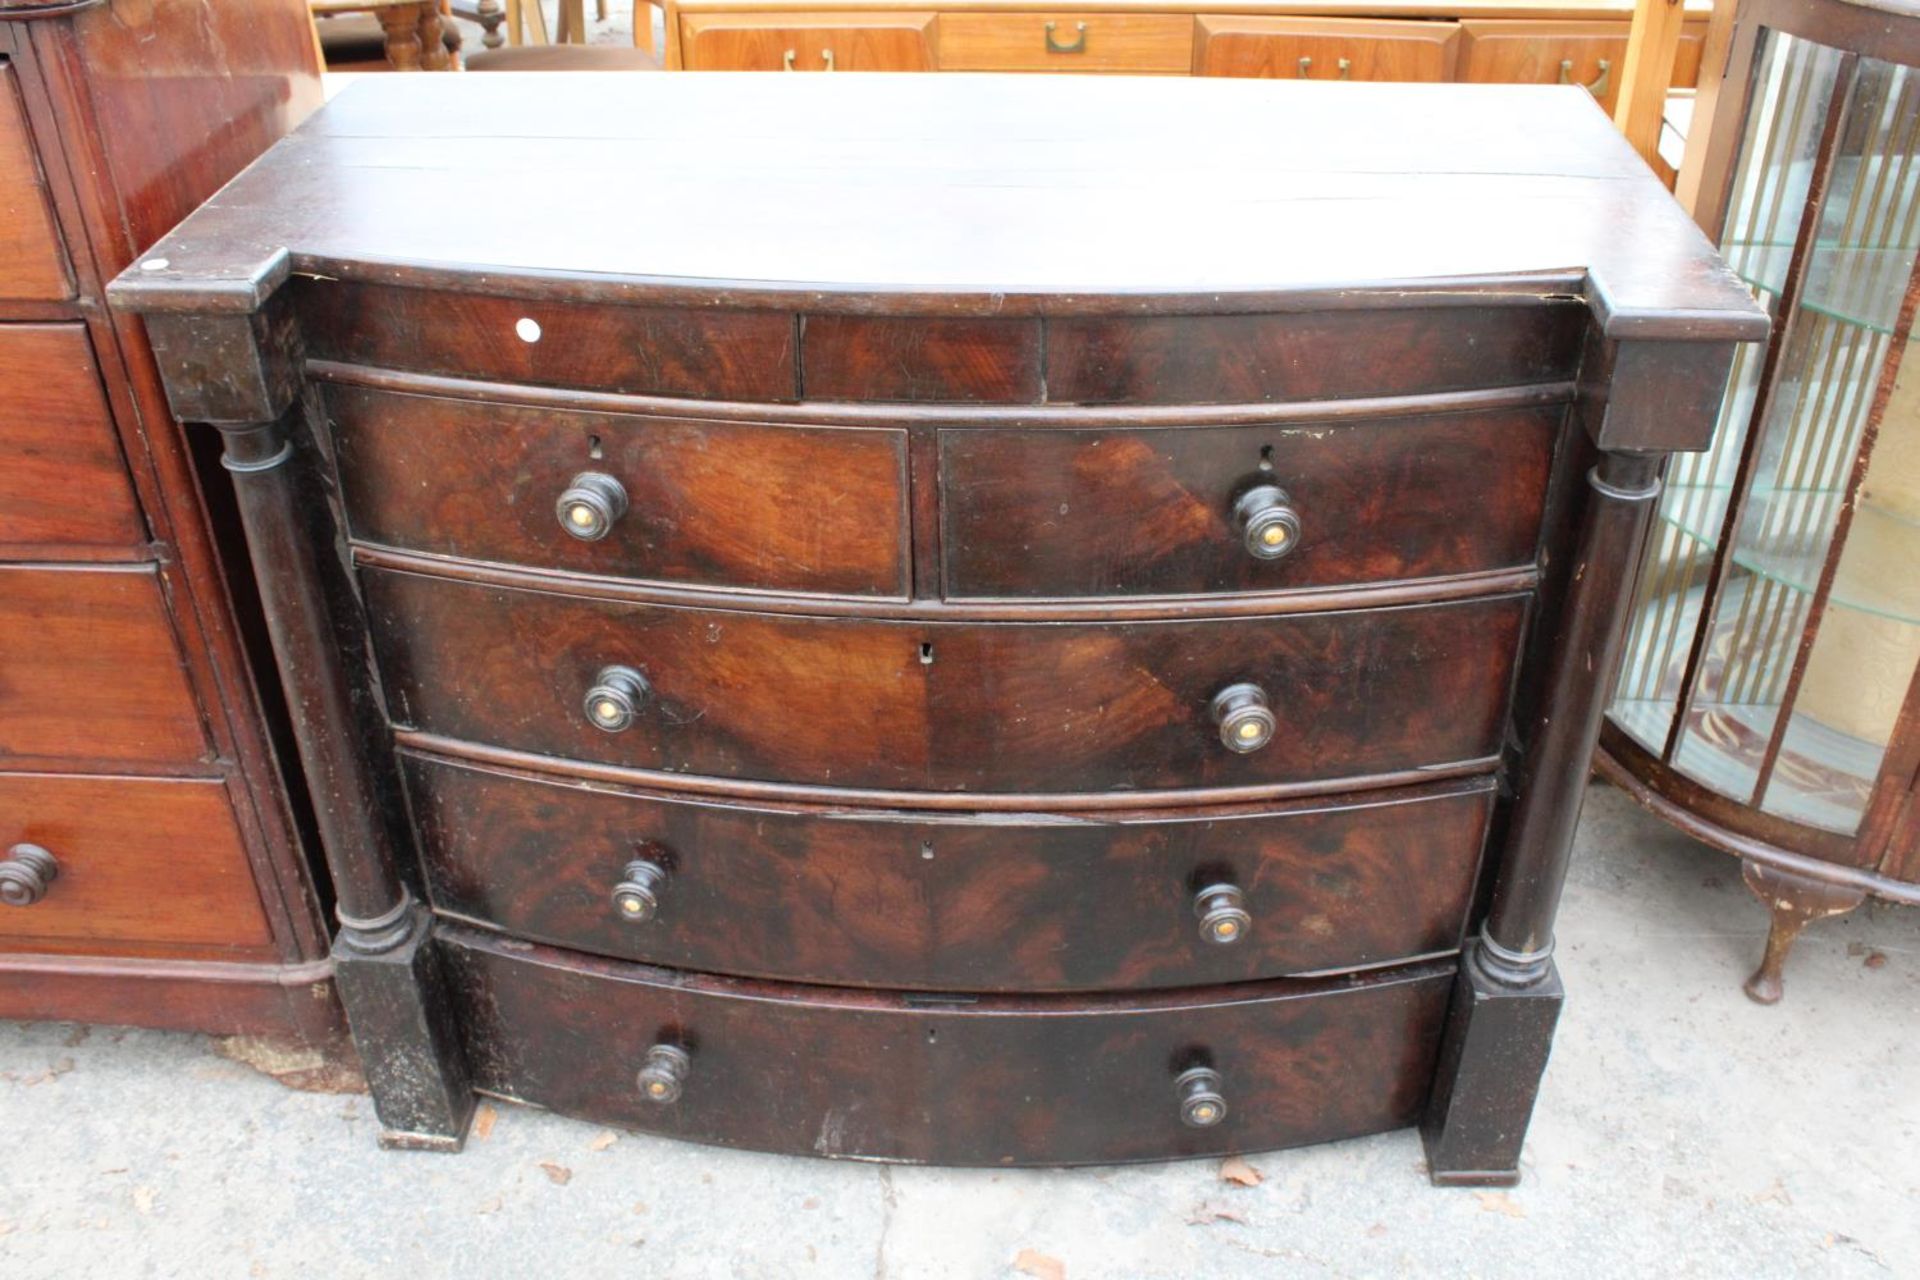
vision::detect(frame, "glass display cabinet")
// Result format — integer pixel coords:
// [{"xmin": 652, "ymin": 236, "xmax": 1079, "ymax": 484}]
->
[{"xmin": 1601, "ymin": 0, "xmax": 1920, "ymax": 1002}]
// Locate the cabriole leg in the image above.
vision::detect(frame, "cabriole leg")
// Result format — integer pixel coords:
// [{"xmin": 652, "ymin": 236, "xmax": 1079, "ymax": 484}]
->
[{"xmin": 1739, "ymin": 858, "xmax": 1866, "ymax": 1005}]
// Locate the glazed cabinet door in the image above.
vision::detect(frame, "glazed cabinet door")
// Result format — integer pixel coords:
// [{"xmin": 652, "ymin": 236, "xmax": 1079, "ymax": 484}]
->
[
  {"xmin": 678, "ymin": 12, "xmax": 936, "ymax": 70},
  {"xmin": 1194, "ymin": 16, "xmax": 1460, "ymax": 81},
  {"xmin": 1457, "ymin": 20, "xmax": 1709, "ymax": 113}
]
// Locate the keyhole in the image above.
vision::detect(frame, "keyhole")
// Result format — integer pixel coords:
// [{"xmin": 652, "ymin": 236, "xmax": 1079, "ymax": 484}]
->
[
  {"xmin": 1258, "ymin": 445, "xmax": 1275, "ymax": 472},
  {"xmin": 927, "ymin": 1029, "xmax": 937, "ymax": 1043},
  {"xmin": 587, "ymin": 434, "xmax": 604, "ymax": 460},
  {"xmin": 919, "ymin": 643, "xmax": 934, "ymax": 665},
  {"xmin": 919, "ymin": 841, "xmax": 935, "ymax": 861}
]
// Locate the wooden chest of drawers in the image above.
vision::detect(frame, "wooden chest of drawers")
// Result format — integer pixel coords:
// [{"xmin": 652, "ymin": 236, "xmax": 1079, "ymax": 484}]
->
[
  {"xmin": 0, "ymin": 0, "xmax": 337, "ymax": 1041},
  {"xmin": 112, "ymin": 74, "xmax": 1765, "ymax": 1180}
]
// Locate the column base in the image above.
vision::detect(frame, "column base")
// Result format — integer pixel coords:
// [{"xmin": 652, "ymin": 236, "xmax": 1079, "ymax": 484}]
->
[
  {"xmin": 1420, "ymin": 944, "xmax": 1563, "ymax": 1187},
  {"xmin": 333, "ymin": 908, "xmax": 474, "ymax": 1152}
]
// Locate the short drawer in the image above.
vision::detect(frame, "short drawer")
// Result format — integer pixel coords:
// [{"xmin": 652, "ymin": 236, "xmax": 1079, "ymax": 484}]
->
[
  {"xmin": 0, "ymin": 565, "xmax": 209, "ymax": 767},
  {"xmin": 407, "ymin": 751, "xmax": 1492, "ymax": 989},
  {"xmin": 938, "ymin": 12, "xmax": 1193, "ymax": 73},
  {"xmin": 1194, "ymin": 16, "xmax": 1460, "ymax": 81},
  {"xmin": 0, "ymin": 324, "xmax": 145, "ymax": 551},
  {"xmin": 0, "ymin": 62, "xmax": 73, "ymax": 303},
  {"xmin": 442, "ymin": 925, "xmax": 1452, "ymax": 1164},
  {"xmin": 364, "ymin": 568, "xmax": 1525, "ymax": 794},
  {"xmin": 0, "ymin": 773, "xmax": 272, "ymax": 954},
  {"xmin": 679, "ymin": 12, "xmax": 937, "ymax": 70},
  {"xmin": 327, "ymin": 384, "xmax": 911, "ymax": 598},
  {"xmin": 1457, "ymin": 20, "xmax": 1710, "ymax": 113},
  {"xmin": 939, "ymin": 404, "xmax": 1558, "ymax": 598}
]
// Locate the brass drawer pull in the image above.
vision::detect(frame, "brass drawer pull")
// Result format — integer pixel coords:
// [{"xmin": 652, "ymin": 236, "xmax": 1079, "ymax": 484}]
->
[
  {"xmin": 1044, "ymin": 20, "xmax": 1087, "ymax": 54},
  {"xmin": 556, "ymin": 472, "xmax": 628, "ymax": 542},
  {"xmin": 584, "ymin": 665, "xmax": 650, "ymax": 733},
  {"xmin": 1194, "ymin": 882, "xmax": 1251, "ymax": 945},
  {"xmin": 782, "ymin": 47, "xmax": 795, "ymax": 70},
  {"xmin": 822, "ymin": 48, "xmax": 836, "ymax": 71},
  {"xmin": 1175, "ymin": 1065, "xmax": 1227, "ymax": 1128},
  {"xmin": 1295, "ymin": 55, "xmax": 1351, "ymax": 80},
  {"xmin": 0, "ymin": 843, "xmax": 58, "ymax": 908},
  {"xmin": 1559, "ymin": 58, "xmax": 1611, "ymax": 99},
  {"xmin": 638, "ymin": 1043, "xmax": 691, "ymax": 1104},
  {"xmin": 612, "ymin": 856, "xmax": 669, "ymax": 923},
  {"xmin": 1232, "ymin": 483, "xmax": 1301, "ymax": 561},
  {"xmin": 1210, "ymin": 683, "xmax": 1276, "ymax": 754}
]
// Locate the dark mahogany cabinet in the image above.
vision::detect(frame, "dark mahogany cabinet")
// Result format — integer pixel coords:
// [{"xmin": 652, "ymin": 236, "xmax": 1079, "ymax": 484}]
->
[
  {"xmin": 111, "ymin": 74, "xmax": 1765, "ymax": 1180},
  {"xmin": 0, "ymin": 0, "xmax": 337, "ymax": 1043}
]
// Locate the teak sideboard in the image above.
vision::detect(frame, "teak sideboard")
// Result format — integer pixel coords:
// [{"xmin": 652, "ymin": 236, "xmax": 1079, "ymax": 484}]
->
[
  {"xmin": 0, "ymin": 0, "xmax": 338, "ymax": 1042},
  {"xmin": 110, "ymin": 74, "xmax": 1766, "ymax": 1181},
  {"xmin": 661, "ymin": 0, "xmax": 1711, "ymax": 116}
]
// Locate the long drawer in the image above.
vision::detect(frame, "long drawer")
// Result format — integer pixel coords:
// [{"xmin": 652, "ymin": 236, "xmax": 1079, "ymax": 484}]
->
[
  {"xmin": 0, "ymin": 61, "xmax": 72, "ymax": 303},
  {"xmin": 0, "ymin": 772, "xmax": 272, "ymax": 954},
  {"xmin": 406, "ymin": 750, "xmax": 1492, "ymax": 989},
  {"xmin": 442, "ymin": 926, "xmax": 1453, "ymax": 1165},
  {"xmin": 327, "ymin": 383, "xmax": 911, "ymax": 598},
  {"xmin": 0, "ymin": 323, "xmax": 145, "ymax": 551},
  {"xmin": 364, "ymin": 568, "xmax": 1526, "ymax": 795},
  {"xmin": 0, "ymin": 564, "xmax": 209, "ymax": 767}
]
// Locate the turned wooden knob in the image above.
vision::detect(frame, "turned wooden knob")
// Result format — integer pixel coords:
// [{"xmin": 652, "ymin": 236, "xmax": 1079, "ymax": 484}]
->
[
  {"xmin": 555, "ymin": 472, "xmax": 628, "ymax": 542},
  {"xmin": 637, "ymin": 1044, "xmax": 690, "ymax": 1104},
  {"xmin": 584, "ymin": 665, "xmax": 650, "ymax": 732},
  {"xmin": 0, "ymin": 844, "xmax": 58, "ymax": 908},
  {"xmin": 1232, "ymin": 484, "xmax": 1301, "ymax": 561},
  {"xmin": 1194, "ymin": 883, "xmax": 1251, "ymax": 945},
  {"xmin": 1210, "ymin": 684, "xmax": 1276, "ymax": 754},
  {"xmin": 1175, "ymin": 1065, "xmax": 1227, "ymax": 1128},
  {"xmin": 611, "ymin": 858, "xmax": 669, "ymax": 924}
]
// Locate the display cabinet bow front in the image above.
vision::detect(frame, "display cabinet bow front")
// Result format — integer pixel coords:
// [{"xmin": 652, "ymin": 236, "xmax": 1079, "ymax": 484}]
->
[{"xmin": 110, "ymin": 73, "xmax": 1765, "ymax": 1182}]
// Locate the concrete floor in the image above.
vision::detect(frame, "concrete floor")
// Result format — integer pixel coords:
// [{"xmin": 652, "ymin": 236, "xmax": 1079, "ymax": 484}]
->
[{"xmin": 1, "ymin": 784, "xmax": 1916, "ymax": 1278}]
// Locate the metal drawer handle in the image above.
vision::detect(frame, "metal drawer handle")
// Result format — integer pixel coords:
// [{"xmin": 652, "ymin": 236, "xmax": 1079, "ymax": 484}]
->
[
  {"xmin": 556, "ymin": 472, "xmax": 628, "ymax": 542},
  {"xmin": 1044, "ymin": 20, "xmax": 1087, "ymax": 54},
  {"xmin": 1194, "ymin": 882, "xmax": 1251, "ymax": 945},
  {"xmin": 1559, "ymin": 58, "xmax": 1611, "ymax": 98},
  {"xmin": 0, "ymin": 844, "xmax": 58, "ymax": 908},
  {"xmin": 782, "ymin": 47, "xmax": 795, "ymax": 70},
  {"xmin": 1295, "ymin": 55, "xmax": 1352, "ymax": 79},
  {"xmin": 1232, "ymin": 483, "xmax": 1301, "ymax": 561},
  {"xmin": 822, "ymin": 48, "xmax": 835, "ymax": 70},
  {"xmin": 1175, "ymin": 1065, "xmax": 1227, "ymax": 1128},
  {"xmin": 1210, "ymin": 683, "xmax": 1276, "ymax": 754},
  {"xmin": 584, "ymin": 665, "xmax": 651, "ymax": 733},
  {"xmin": 612, "ymin": 856, "xmax": 669, "ymax": 924},
  {"xmin": 638, "ymin": 1044, "xmax": 691, "ymax": 1104}
]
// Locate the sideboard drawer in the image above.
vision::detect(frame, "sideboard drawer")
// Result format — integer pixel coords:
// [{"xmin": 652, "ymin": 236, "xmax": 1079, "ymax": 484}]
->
[
  {"xmin": 0, "ymin": 63, "xmax": 72, "ymax": 303},
  {"xmin": 679, "ymin": 12, "xmax": 937, "ymax": 70},
  {"xmin": 328, "ymin": 384, "xmax": 910, "ymax": 598},
  {"xmin": 407, "ymin": 751, "xmax": 1492, "ymax": 989},
  {"xmin": 0, "ymin": 565, "xmax": 209, "ymax": 767},
  {"xmin": 0, "ymin": 324, "xmax": 145, "ymax": 551},
  {"xmin": 1194, "ymin": 16, "xmax": 1461, "ymax": 81},
  {"xmin": 939, "ymin": 404, "xmax": 1558, "ymax": 598},
  {"xmin": 443, "ymin": 927, "xmax": 1452, "ymax": 1165},
  {"xmin": 0, "ymin": 772, "xmax": 272, "ymax": 954},
  {"xmin": 364, "ymin": 568, "xmax": 1525, "ymax": 794},
  {"xmin": 1457, "ymin": 20, "xmax": 1709, "ymax": 112},
  {"xmin": 938, "ymin": 13, "xmax": 1194, "ymax": 73}
]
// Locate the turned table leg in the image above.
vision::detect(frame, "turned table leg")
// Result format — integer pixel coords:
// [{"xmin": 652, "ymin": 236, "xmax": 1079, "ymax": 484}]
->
[
  {"xmin": 377, "ymin": 3, "xmax": 427, "ymax": 70},
  {"xmin": 1739, "ymin": 859, "xmax": 1866, "ymax": 1005},
  {"xmin": 476, "ymin": 0, "xmax": 505, "ymax": 48},
  {"xmin": 417, "ymin": 5, "xmax": 452, "ymax": 70}
]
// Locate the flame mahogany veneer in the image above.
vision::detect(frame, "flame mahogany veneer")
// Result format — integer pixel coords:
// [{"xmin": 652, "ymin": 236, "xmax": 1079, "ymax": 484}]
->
[{"xmin": 111, "ymin": 74, "xmax": 1766, "ymax": 1179}]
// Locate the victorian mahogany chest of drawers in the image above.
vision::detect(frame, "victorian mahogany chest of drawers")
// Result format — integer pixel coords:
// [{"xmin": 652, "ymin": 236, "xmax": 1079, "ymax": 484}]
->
[
  {"xmin": 111, "ymin": 73, "xmax": 1765, "ymax": 1181},
  {"xmin": 0, "ymin": 0, "xmax": 338, "ymax": 1041}
]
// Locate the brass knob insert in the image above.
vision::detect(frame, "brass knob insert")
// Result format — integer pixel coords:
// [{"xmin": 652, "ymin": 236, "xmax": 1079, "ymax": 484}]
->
[
  {"xmin": 555, "ymin": 472, "xmax": 629, "ymax": 542},
  {"xmin": 1210, "ymin": 684, "xmax": 1276, "ymax": 754},
  {"xmin": 1194, "ymin": 883, "xmax": 1251, "ymax": 945},
  {"xmin": 1232, "ymin": 484, "xmax": 1301, "ymax": 561},
  {"xmin": 612, "ymin": 858, "xmax": 669, "ymax": 924},
  {"xmin": 637, "ymin": 1044, "xmax": 691, "ymax": 1104},
  {"xmin": 584, "ymin": 665, "xmax": 650, "ymax": 733},
  {"xmin": 0, "ymin": 843, "xmax": 58, "ymax": 908},
  {"xmin": 1175, "ymin": 1065, "xmax": 1227, "ymax": 1128}
]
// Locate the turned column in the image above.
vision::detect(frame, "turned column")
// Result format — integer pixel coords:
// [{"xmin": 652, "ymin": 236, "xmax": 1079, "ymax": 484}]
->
[{"xmin": 133, "ymin": 300, "xmax": 473, "ymax": 1151}]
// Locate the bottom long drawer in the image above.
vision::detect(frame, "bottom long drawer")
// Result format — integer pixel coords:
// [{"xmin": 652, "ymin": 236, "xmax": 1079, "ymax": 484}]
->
[{"xmin": 440, "ymin": 926, "xmax": 1453, "ymax": 1166}]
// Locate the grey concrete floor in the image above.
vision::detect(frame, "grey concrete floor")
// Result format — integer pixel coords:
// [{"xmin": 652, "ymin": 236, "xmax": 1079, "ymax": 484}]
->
[{"xmin": 2, "ymin": 784, "xmax": 1916, "ymax": 1279}]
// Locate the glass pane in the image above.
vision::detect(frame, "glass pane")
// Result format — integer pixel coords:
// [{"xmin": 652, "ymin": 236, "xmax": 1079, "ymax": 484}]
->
[{"xmin": 1611, "ymin": 32, "xmax": 1845, "ymax": 756}]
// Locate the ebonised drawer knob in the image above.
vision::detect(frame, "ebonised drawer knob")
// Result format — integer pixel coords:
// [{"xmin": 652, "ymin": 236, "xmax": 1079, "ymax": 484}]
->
[
  {"xmin": 584, "ymin": 665, "xmax": 650, "ymax": 732},
  {"xmin": 1175, "ymin": 1065, "xmax": 1227, "ymax": 1128},
  {"xmin": 1194, "ymin": 883, "xmax": 1251, "ymax": 945},
  {"xmin": 1232, "ymin": 484, "xmax": 1301, "ymax": 561},
  {"xmin": 0, "ymin": 843, "xmax": 58, "ymax": 908},
  {"xmin": 612, "ymin": 858, "xmax": 669, "ymax": 923},
  {"xmin": 1210, "ymin": 683, "xmax": 1276, "ymax": 754},
  {"xmin": 637, "ymin": 1044, "xmax": 691, "ymax": 1104},
  {"xmin": 556, "ymin": 472, "xmax": 628, "ymax": 542}
]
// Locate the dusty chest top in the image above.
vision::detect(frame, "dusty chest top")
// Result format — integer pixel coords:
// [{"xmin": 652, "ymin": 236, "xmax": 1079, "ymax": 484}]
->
[{"xmin": 110, "ymin": 73, "xmax": 1764, "ymax": 340}]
